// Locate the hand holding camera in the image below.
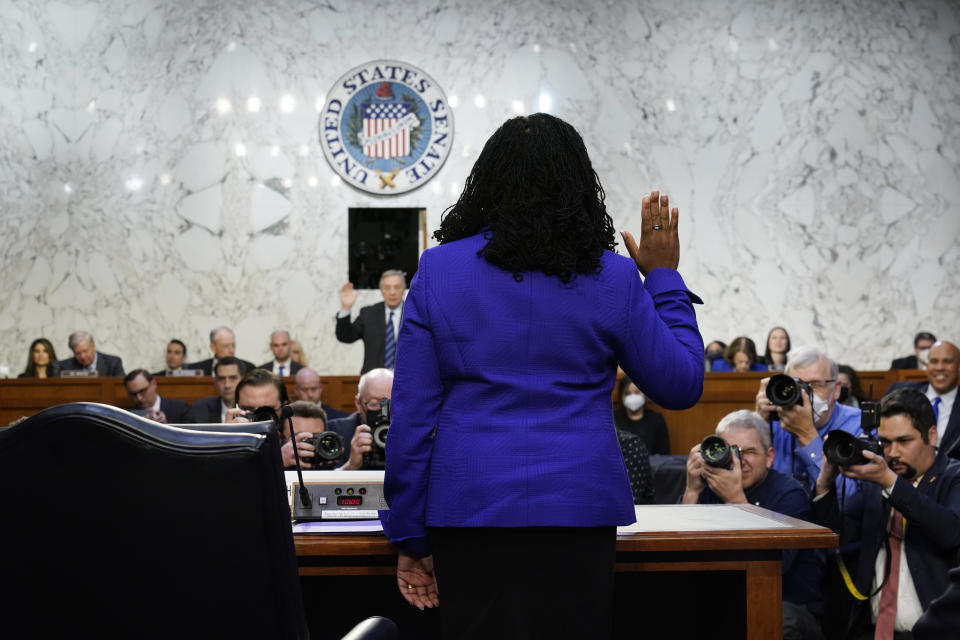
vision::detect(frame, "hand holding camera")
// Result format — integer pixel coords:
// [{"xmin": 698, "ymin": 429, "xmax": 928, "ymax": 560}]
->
[{"xmin": 699, "ymin": 435, "xmax": 748, "ymax": 504}]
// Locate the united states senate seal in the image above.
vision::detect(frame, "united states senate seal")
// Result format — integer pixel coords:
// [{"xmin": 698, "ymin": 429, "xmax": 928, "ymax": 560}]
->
[{"xmin": 319, "ymin": 60, "xmax": 454, "ymax": 195}]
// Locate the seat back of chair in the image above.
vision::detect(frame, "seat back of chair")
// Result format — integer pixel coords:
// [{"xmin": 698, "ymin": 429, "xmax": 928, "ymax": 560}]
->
[{"xmin": 0, "ymin": 402, "xmax": 308, "ymax": 639}]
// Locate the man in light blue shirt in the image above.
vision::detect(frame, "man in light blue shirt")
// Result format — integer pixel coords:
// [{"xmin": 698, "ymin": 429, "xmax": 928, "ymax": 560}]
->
[{"xmin": 756, "ymin": 345, "xmax": 862, "ymax": 498}]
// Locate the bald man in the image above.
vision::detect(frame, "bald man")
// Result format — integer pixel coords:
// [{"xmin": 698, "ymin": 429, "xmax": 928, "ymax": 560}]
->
[
  {"xmin": 294, "ymin": 367, "xmax": 347, "ymax": 420},
  {"xmin": 258, "ymin": 330, "xmax": 303, "ymax": 377},
  {"xmin": 887, "ymin": 341, "xmax": 960, "ymax": 460}
]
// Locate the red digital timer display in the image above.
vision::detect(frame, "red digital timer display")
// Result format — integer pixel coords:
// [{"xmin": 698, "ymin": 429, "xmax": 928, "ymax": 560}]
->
[{"xmin": 337, "ymin": 496, "xmax": 363, "ymax": 506}]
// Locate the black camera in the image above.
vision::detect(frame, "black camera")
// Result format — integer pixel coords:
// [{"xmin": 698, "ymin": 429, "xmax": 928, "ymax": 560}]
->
[
  {"xmin": 765, "ymin": 374, "xmax": 813, "ymax": 408},
  {"xmin": 363, "ymin": 397, "xmax": 390, "ymax": 469},
  {"xmin": 823, "ymin": 430, "xmax": 883, "ymax": 467},
  {"xmin": 700, "ymin": 435, "xmax": 742, "ymax": 470},
  {"xmin": 307, "ymin": 431, "xmax": 345, "ymax": 469}
]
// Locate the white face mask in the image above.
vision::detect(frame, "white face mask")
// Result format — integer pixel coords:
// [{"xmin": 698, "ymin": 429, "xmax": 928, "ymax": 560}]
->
[
  {"xmin": 917, "ymin": 348, "xmax": 930, "ymax": 367},
  {"xmin": 623, "ymin": 393, "xmax": 646, "ymax": 412},
  {"xmin": 811, "ymin": 390, "xmax": 831, "ymax": 422}
]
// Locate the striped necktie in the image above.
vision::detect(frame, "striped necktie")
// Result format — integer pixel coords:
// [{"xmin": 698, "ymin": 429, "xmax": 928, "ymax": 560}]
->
[{"xmin": 384, "ymin": 310, "xmax": 396, "ymax": 369}]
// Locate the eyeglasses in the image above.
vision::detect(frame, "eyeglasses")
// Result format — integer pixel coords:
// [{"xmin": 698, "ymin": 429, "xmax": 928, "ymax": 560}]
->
[
  {"xmin": 127, "ymin": 385, "xmax": 150, "ymax": 397},
  {"xmin": 799, "ymin": 378, "xmax": 836, "ymax": 392}
]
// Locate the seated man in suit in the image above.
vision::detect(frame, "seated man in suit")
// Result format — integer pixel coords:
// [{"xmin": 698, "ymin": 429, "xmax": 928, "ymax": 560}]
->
[
  {"xmin": 153, "ymin": 339, "xmax": 189, "ymax": 376},
  {"xmin": 812, "ymin": 388, "xmax": 960, "ymax": 640},
  {"xmin": 123, "ymin": 369, "xmax": 189, "ymax": 423},
  {"xmin": 293, "ymin": 367, "xmax": 347, "ymax": 420},
  {"xmin": 327, "ymin": 368, "xmax": 393, "ymax": 470},
  {"xmin": 682, "ymin": 410, "xmax": 825, "ymax": 640},
  {"xmin": 183, "ymin": 357, "xmax": 246, "ymax": 423},
  {"xmin": 755, "ymin": 345, "xmax": 863, "ymax": 498},
  {"xmin": 258, "ymin": 330, "xmax": 303, "ymax": 377},
  {"xmin": 58, "ymin": 331, "xmax": 125, "ymax": 377},
  {"xmin": 336, "ymin": 270, "xmax": 406, "ymax": 374},
  {"xmin": 186, "ymin": 326, "xmax": 255, "ymax": 376},
  {"xmin": 887, "ymin": 341, "xmax": 960, "ymax": 460},
  {"xmin": 890, "ymin": 331, "xmax": 936, "ymax": 370}
]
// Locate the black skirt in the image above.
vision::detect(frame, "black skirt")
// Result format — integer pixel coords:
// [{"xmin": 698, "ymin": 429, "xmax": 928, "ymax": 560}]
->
[{"xmin": 430, "ymin": 526, "xmax": 617, "ymax": 640}]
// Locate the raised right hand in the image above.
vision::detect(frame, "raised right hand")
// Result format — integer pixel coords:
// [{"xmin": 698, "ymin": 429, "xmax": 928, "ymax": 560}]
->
[
  {"xmin": 620, "ymin": 190, "xmax": 680, "ymax": 276},
  {"xmin": 340, "ymin": 282, "xmax": 358, "ymax": 310}
]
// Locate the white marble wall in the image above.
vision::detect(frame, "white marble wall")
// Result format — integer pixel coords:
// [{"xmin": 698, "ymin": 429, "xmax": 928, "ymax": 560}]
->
[{"xmin": 1, "ymin": 0, "xmax": 958, "ymax": 377}]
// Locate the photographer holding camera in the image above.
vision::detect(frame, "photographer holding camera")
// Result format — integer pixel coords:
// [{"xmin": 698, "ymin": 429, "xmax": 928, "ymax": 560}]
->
[
  {"xmin": 682, "ymin": 410, "xmax": 825, "ymax": 640},
  {"xmin": 756, "ymin": 345, "xmax": 863, "ymax": 497},
  {"xmin": 327, "ymin": 368, "xmax": 393, "ymax": 470},
  {"xmin": 812, "ymin": 387, "xmax": 960, "ymax": 640}
]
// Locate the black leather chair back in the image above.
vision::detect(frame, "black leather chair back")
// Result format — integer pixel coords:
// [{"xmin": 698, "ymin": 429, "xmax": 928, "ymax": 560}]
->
[{"xmin": 0, "ymin": 402, "xmax": 308, "ymax": 639}]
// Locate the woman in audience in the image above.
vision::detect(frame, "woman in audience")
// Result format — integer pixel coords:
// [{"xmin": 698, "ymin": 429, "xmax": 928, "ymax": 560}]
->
[
  {"xmin": 837, "ymin": 364, "xmax": 868, "ymax": 409},
  {"xmin": 704, "ymin": 340, "xmax": 727, "ymax": 371},
  {"xmin": 712, "ymin": 336, "xmax": 767, "ymax": 372},
  {"xmin": 762, "ymin": 326, "xmax": 791, "ymax": 371},
  {"xmin": 19, "ymin": 338, "xmax": 59, "ymax": 378},
  {"xmin": 289, "ymin": 339, "xmax": 308, "ymax": 366},
  {"xmin": 614, "ymin": 375, "xmax": 670, "ymax": 455}
]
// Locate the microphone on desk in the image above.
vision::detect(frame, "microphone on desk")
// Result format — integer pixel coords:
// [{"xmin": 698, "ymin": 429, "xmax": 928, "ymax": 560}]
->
[{"xmin": 281, "ymin": 404, "xmax": 312, "ymax": 509}]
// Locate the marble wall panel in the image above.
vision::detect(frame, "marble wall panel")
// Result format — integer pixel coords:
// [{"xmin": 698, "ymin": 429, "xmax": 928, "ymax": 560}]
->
[{"xmin": 0, "ymin": 0, "xmax": 958, "ymax": 381}]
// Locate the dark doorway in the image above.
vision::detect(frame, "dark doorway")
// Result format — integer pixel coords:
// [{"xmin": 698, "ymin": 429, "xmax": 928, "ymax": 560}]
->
[{"xmin": 348, "ymin": 208, "xmax": 423, "ymax": 289}]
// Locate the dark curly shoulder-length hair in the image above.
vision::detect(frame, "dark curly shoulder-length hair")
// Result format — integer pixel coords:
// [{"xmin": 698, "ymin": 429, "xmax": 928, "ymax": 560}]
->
[{"xmin": 433, "ymin": 113, "xmax": 616, "ymax": 283}]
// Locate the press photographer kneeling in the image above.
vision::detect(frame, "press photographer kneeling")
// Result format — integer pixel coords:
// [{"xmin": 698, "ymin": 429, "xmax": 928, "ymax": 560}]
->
[
  {"xmin": 682, "ymin": 410, "xmax": 825, "ymax": 640},
  {"xmin": 811, "ymin": 388, "xmax": 960, "ymax": 640}
]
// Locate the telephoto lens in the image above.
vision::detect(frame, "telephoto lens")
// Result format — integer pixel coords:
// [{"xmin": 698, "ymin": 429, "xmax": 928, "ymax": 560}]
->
[
  {"xmin": 700, "ymin": 435, "xmax": 741, "ymax": 470},
  {"xmin": 823, "ymin": 430, "xmax": 883, "ymax": 467},
  {"xmin": 765, "ymin": 374, "xmax": 812, "ymax": 408}
]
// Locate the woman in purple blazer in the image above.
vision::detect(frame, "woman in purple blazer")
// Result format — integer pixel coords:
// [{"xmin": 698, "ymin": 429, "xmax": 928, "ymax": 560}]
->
[{"xmin": 380, "ymin": 113, "xmax": 704, "ymax": 638}]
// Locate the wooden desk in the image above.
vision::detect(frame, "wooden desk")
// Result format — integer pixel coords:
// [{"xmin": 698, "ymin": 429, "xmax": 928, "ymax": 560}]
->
[{"xmin": 294, "ymin": 504, "xmax": 837, "ymax": 640}]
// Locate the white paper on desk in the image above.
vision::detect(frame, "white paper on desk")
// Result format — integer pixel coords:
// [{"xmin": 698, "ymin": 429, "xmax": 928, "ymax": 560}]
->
[
  {"xmin": 617, "ymin": 504, "xmax": 789, "ymax": 534},
  {"xmin": 293, "ymin": 520, "xmax": 384, "ymax": 534}
]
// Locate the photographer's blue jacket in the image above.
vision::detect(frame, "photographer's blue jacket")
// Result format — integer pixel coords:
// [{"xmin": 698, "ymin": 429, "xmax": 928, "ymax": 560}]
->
[{"xmin": 771, "ymin": 402, "xmax": 862, "ymax": 498}]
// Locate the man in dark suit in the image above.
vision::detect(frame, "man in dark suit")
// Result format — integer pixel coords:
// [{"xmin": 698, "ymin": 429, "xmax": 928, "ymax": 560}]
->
[
  {"xmin": 326, "ymin": 368, "xmax": 393, "ymax": 470},
  {"xmin": 153, "ymin": 339, "xmax": 191, "ymax": 376},
  {"xmin": 257, "ymin": 330, "xmax": 303, "ymax": 377},
  {"xmin": 887, "ymin": 341, "xmax": 960, "ymax": 460},
  {"xmin": 123, "ymin": 369, "xmax": 189, "ymax": 423},
  {"xmin": 812, "ymin": 387, "xmax": 960, "ymax": 639},
  {"xmin": 890, "ymin": 331, "xmax": 936, "ymax": 370},
  {"xmin": 335, "ymin": 270, "xmax": 405, "ymax": 374},
  {"xmin": 185, "ymin": 326, "xmax": 255, "ymax": 376},
  {"xmin": 183, "ymin": 357, "xmax": 246, "ymax": 423},
  {"xmin": 293, "ymin": 367, "xmax": 347, "ymax": 420},
  {"xmin": 58, "ymin": 331, "xmax": 125, "ymax": 376}
]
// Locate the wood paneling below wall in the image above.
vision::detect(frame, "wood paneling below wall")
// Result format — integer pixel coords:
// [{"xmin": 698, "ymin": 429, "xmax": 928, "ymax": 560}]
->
[{"xmin": 1, "ymin": 370, "xmax": 930, "ymax": 453}]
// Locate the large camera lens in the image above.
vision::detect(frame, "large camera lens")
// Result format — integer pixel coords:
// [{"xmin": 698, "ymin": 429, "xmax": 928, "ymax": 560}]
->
[
  {"xmin": 823, "ymin": 429, "xmax": 883, "ymax": 467},
  {"xmin": 373, "ymin": 424, "xmax": 389, "ymax": 449},
  {"xmin": 701, "ymin": 435, "xmax": 734, "ymax": 469},
  {"xmin": 313, "ymin": 431, "xmax": 344, "ymax": 460},
  {"xmin": 766, "ymin": 374, "xmax": 802, "ymax": 407}
]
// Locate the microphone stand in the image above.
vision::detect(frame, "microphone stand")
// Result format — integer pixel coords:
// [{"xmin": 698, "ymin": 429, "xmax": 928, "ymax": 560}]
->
[{"xmin": 281, "ymin": 405, "xmax": 312, "ymax": 509}]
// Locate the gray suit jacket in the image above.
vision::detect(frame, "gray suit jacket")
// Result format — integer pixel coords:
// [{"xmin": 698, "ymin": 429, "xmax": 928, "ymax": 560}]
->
[{"xmin": 58, "ymin": 352, "xmax": 125, "ymax": 377}]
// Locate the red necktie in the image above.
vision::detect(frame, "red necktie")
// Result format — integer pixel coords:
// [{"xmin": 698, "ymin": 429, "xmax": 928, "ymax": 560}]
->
[{"xmin": 874, "ymin": 509, "xmax": 904, "ymax": 639}]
